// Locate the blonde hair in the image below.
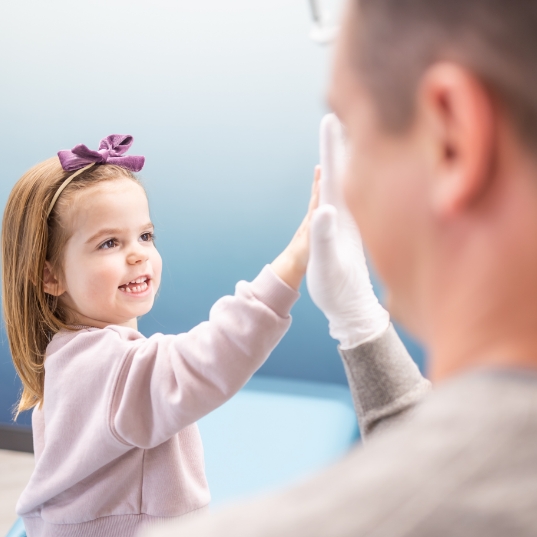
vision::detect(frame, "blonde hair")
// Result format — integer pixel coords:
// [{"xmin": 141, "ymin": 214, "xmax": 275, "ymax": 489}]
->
[{"xmin": 2, "ymin": 157, "xmax": 140, "ymax": 417}]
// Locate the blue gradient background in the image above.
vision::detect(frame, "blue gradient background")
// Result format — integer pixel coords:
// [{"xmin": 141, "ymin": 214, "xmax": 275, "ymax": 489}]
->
[{"xmin": 0, "ymin": 0, "xmax": 425, "ymax": 427}]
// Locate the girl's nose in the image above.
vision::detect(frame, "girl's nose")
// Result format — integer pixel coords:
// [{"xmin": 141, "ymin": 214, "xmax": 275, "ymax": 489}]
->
[{"xmin": 126, "ymin": 244, "xmax": 149, "ymax": 265}]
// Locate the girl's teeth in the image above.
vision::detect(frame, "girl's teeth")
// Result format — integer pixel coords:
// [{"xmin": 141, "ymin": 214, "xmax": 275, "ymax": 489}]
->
[{"xmin": 120, "ymin": 281, "xmax": 149, "ymax": 293}]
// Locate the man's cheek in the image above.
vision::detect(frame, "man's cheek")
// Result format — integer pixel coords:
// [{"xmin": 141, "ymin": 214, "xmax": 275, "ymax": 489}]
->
[{"xmin": 344, "ymin": 156, "xmax": 374, "ymax": 229}]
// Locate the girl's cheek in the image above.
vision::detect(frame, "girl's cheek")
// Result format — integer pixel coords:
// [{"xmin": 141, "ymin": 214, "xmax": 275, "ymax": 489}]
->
[
  {"xmin": 153, "ymin": 250, "xmax": 163, "ymax": 276},
  {"xmin": 90, "ymin": 260, "xmax": 122, "ymax": 283}
]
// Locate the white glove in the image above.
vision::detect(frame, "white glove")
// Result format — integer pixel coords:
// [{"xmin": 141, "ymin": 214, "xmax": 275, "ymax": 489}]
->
[{"xmin": 306, "ymin": 114, "xmax": 390, "ymax": 349}]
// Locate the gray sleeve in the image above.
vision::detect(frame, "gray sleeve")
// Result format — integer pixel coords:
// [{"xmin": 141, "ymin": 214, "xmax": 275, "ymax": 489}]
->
[{"xmin": 340, "ymin": 324, "xmax": 431, "ymax": 438}]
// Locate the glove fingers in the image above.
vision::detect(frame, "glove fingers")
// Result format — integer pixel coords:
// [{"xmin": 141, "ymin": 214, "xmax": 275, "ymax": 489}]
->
[
  {"xmin": 310, "ymin": 204, "xmax": 339, "ymax": 251},
  {"xmin": 338, "ymin": 208, "xmax": 368, "ymax": 264},
  {"xmin": 308, "ymin": 205, "xmax": 346, "ymax": 280},
  {"xmin": 319, "ymin": 114, "xmax": 348, "ymax": 208},
  {"xmin": 310, "ymin": 204, "xmax": 367, "ymax": 267},
  {"xmin": 308, "ymin": 205, "xmax": 343, "ymax": 311}
]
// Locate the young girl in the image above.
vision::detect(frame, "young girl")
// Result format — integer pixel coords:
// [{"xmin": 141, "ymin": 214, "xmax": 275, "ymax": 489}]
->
[{"xmin": 3, "ymin": 134, "xmax": 318, "ymax": 537}]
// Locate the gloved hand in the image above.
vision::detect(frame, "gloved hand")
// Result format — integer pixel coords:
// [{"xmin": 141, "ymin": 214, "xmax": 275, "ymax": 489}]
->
[{"xmin": 306, "ymin": 114, "xmax": 390, "ymax": 349}]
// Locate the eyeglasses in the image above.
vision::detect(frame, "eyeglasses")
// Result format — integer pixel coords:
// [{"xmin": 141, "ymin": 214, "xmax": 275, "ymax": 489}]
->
[{"xmin": 308, "ymin": 0, "xmax": 345, "ymax": 45}]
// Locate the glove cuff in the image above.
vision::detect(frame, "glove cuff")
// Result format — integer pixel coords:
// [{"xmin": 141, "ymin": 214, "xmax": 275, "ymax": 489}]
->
[{"xmin": 327, "ymin": 303, "xmax": 390, "ymax": 350}]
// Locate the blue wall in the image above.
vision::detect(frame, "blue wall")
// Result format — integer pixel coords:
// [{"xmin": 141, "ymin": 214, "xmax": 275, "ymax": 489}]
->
[{"xmin": 0, "ymin": 0, "xmax": 425, "ymax": 427}]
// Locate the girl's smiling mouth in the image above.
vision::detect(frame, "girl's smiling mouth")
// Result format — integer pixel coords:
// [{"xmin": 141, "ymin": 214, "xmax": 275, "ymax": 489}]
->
[{"xmin": 118, "ymin": 276, "xmax": 151, "ymax": 294}]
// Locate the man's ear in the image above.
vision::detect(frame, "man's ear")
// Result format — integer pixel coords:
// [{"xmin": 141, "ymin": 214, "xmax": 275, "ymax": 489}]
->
[
  {"xmin": 43, "ymin": 261, "xmax": 65, "ymax": 296},
  {"xmin": 419, "ymin": 62, "xmax": 496, "ymax": 216}
]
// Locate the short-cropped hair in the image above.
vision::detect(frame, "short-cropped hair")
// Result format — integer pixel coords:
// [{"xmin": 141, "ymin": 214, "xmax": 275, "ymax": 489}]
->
[{"xmin": 356, "ymin": 0, "xmax": 537, "ymax": 148}]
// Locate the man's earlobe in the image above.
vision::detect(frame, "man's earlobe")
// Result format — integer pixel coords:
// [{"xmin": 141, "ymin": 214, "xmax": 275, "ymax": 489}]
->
[
  {"xmin": 43, "ymin": 261, "xmax": 64, "ymax": 296},
  {"xmin": 420, "ymin": 63, "xmax": 496, "ymax": 217}
]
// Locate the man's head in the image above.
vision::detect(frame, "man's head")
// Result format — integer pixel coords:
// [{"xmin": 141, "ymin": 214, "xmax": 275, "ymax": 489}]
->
[
  {"xmin": 339, "ymin": 0, "xmax": 537, "ymax": 143},
  {"xmin": 330, "ymin": 0, "xmax": 537, "ymax": 377}
]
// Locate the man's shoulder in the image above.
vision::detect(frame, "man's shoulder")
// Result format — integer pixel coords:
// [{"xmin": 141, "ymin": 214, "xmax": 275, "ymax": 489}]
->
[
  {"xmin": 164, "ymin": 370, "xmax": 537, "ymax": 537},
  {"xmin": 326, "ymin": 370, "xmax": 537, "ymax": 535},
  {"xmin": 369, "ymin": 370, "xmax": 537, "ymax": 472}
]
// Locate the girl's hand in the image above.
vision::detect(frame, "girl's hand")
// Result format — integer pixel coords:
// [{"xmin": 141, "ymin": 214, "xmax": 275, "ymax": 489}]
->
[{"xmin": 271, "ymin": 167, "xmax": 321, "ymax": 291}]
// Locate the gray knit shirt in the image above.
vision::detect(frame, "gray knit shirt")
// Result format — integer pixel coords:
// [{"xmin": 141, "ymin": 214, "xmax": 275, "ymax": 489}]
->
[{"xmin": 145, "ymin": 324, "xmax": 537, "ymax": 537}]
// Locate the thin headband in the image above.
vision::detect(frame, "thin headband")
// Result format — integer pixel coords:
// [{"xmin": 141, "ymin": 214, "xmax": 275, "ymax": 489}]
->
[
  {"xmin": 47, "ymin": 134, "xmax": 145, "ymax": 218},
  {"xmin": 46, "ymin": 163, "xmax": 95, "ymax": 217}
]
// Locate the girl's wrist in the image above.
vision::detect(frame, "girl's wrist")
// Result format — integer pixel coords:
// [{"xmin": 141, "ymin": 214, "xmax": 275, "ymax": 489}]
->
[{"xmin": 271, "ymin": 250, "xmax": 306, "ymax": 291}]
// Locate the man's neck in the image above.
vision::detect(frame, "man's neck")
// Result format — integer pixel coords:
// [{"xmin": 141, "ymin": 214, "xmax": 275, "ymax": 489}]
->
[{"xmin": 427, "ymin": 159, "xmax": 537, "ymax": 382}]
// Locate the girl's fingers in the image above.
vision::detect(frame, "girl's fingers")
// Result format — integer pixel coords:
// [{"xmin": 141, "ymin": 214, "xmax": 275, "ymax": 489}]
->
[
  {"xmin": 292, "ymin": 166, "xmax": 323, "ymax": 242},
  {"xmin": 313, "ymin": 164, "xmax": 321, "ymax": 187},
  {"xmin": 307, "ymin": 165, "xmax": 321, "ymax": 215}
]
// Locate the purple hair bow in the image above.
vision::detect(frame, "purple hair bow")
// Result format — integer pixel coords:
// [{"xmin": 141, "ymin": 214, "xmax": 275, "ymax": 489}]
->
[{"xmin": 57, "ymin": 134, "xmax": 145, "ymax": 172}]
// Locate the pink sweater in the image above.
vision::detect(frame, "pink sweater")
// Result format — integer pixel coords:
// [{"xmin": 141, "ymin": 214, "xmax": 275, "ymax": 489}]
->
[{"xmin": 16, "ymin": 266, "xmax": 299, "ymax": 537}]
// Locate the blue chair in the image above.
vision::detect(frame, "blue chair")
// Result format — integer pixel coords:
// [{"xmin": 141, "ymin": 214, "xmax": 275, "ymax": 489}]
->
[
  {"xmin": 5, "ymin": 375, "xmax": 358, "ymax": 534},
  {"xmin": 198, "ymin": 375, "xmax": 359, "ymax": 504},
  {"xmin": 5, "ymin": 518, "xmax": 25, "ymax": 537}
]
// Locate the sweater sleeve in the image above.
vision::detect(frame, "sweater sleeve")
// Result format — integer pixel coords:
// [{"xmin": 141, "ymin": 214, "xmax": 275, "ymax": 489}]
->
[
  {"xmin": 110, "ymin": 265, "xmax": 299, "ymax": 449},
  {"xmin": 339, "ymin": 324, "xmax": 431, "ymax": 439}
]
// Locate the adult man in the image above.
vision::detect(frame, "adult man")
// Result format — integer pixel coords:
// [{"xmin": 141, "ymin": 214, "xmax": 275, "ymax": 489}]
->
[{"xmin": 147, "ymin": 0, "xmax": 537, "ymax": 534}]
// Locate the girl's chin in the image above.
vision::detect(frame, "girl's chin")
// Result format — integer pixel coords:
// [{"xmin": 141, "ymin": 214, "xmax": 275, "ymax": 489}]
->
[
  {"xmin": 69, "ymin": 296, "xmax": 155, "ymax": 328},
  {"xmin": 121, "ymin": 302, "xmax": 154, "ymax": 320}
]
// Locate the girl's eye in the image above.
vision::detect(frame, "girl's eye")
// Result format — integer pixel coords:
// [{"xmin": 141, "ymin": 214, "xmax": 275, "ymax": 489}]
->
[
  {"xmin": 99, "ymin": 239, "xmax": 117, "ymax": 250},
  {"xmin": 140, "ymin": 232, "xmax": 154, "ymax": 243}
]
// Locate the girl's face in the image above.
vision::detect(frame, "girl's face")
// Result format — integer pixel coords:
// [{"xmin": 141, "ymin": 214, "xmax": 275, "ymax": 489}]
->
[{"xmin": 50, "ymin": 177, "xmax": 162, "ymax": 329}]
